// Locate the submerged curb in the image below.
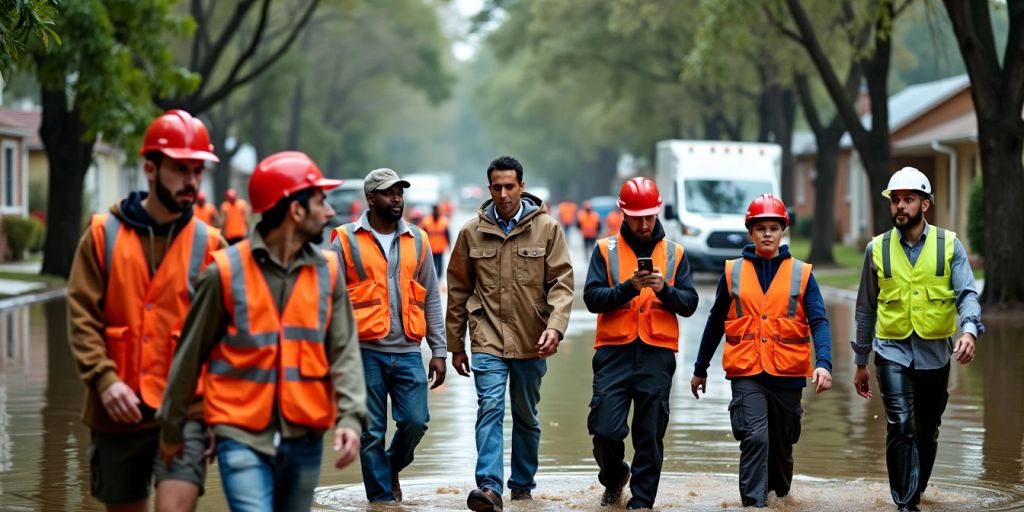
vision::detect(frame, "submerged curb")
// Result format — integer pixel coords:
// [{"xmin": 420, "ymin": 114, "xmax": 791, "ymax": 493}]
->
[{"xmin": 0, "ymin": 287, "xmax": 67, "ymax": 311}]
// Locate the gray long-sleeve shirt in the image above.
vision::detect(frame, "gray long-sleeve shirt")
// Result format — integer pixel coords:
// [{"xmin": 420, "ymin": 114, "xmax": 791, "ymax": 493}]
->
[
  {"xmin": 853, "ymin": 223, "xmax": 984, "ymax": 369},
  {"xmin": 332, "ymin": 211, "xmax": 446, "ymax": 358}
]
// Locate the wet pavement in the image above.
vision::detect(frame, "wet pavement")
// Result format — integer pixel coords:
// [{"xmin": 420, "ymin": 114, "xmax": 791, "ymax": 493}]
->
[{"xmin": 0, "ymin": 224, "xmax": 1021, "ymax": 510}]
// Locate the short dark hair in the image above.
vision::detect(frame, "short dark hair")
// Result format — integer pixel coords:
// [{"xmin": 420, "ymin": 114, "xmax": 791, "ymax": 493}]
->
[
  {"xmin": 256, "ymin": 187, "xmax": 316, "ymax": 234},
  {"xmin": 144, "ymin": 150, "xmax": 164, "ymax": 168},
  {"xmin": 487, "ymin": 156, "xmax": 523, "ymax": 184}
]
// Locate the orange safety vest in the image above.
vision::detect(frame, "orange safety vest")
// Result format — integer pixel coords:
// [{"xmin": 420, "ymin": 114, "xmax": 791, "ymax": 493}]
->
[
  {"xmin": 421, "ymin": 215, "xmax": 449, "ymax": 254},
  {"xmin": 604, "ymin": 210, "xmax": 623, "ymax": 237},
  {"xmin": 220, "ymin": 199, "xmax": 249, "ymax": 239},
  {"xmin": 204, "ymin": 241, "xmax": 339, "ymax": 431},
  {"xmin": 722, "ymin": 257, "xmax": 813, "ymax": 378},
  {"xmin": 90, "ymin": 213, "xmax": 221, "ymax": 409},
  {"xmin": 558, "ymin": 202, "xmax": 577, "ymax": 225},
  {"xmin": 194, "ymin": 203, "xmax": 217, "ymax": 225},
  {"xmin": 331, "ymin": 222, "xmax": 429, "ymax": 342},
  {"xmin": 578, "ymin": 209, "xmax": 601, "ymax": 238},
  {"xmin": 594, "ymin": 236, "xmax": 684, "ymax": 351}
]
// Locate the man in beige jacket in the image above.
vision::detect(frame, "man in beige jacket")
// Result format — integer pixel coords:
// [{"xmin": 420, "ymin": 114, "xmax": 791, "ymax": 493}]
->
[{"xmin": 447, "ymin": 155, "xmax": 574, "ymax": 512}]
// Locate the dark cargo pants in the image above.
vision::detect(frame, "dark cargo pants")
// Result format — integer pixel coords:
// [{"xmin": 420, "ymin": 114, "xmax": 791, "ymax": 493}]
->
[
  {"xmin": 588, "ymin": 341, "xmax": 675, "ymax": 508},
  {"xmin": 729, "ymin": 378, "xmax": 803, "ymax": 508}
]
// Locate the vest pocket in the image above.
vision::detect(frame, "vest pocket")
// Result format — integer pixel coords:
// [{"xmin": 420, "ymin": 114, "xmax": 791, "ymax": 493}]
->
[
  {"xmin": 722, "ymin": 316, "xmax": 757, "ymax": 374},
  {"xmin": 405, "ymin": 280, "xmax": 428, "ymax": 341},
  {"xmin": 772, "ymin": 318, "xmax": 812, "ymax": 376},
  {"xmin": 104, "ymin": 326, "xmax": 131, "ymax": 379},
  {"xmin": 348, "ymin": 280, "xmax": 388, "ymax": 339},
  {"xmin": 923, "ymin": 285, "xmax": 957, "ymax": 336},
  {"xmin": 646, "ymin": 301, "xmax": 679, "ymax": 345}
]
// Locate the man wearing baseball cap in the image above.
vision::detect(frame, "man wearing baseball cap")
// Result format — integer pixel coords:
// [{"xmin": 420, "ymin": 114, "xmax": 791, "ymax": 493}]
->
[{"xmin": 331, "ymin": 168, "xmax": 447, "ymax": 503}]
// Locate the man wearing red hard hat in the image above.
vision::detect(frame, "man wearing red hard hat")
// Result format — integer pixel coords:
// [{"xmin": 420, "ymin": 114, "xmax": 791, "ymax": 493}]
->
[
  {"xmin": 159, "ymin": 151, "xmax": 367, "ymax": 511},
  {"xmin": 583, "ymin": 177, "xmax": 698, "ymax": 509},
  {"xmin": 690, "ymin": 193, "xmax": 833, "ymax": 508},
  {"xmin": 67, "ymin": 109, "xmax": 226, "ymax": 511}
]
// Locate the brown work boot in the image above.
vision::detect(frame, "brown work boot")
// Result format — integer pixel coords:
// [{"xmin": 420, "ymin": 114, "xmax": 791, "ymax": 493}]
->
[
  {"xmin": 510, "ymin": 489, "xmax": 532, "ymax": 501},
  {"xmin": 467, "ymin": 487, "xmax": 503, "ymax": 512},
  {"xmin": 391, "ymin": 473, "xmax": 402, "ymax": 502}
]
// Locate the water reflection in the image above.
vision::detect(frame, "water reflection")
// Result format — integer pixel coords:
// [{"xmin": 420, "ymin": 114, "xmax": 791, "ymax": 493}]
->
[{"xmin": 0, "ymin": 293, "xmax": 1020, "ymax": 510}]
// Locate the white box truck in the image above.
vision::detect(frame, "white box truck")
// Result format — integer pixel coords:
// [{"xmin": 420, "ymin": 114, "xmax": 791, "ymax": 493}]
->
[{"xmin": 655, "ymin": 140, "xmax": 785, "ymax": 272}]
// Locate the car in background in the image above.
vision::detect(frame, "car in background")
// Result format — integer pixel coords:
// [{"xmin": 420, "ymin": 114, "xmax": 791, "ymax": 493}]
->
[
  {"xmin": 587, "ymin": 195, "xmax": 619, "ymax": 223},
  {"xmin": 321, "ymin": 180, "xmax": 364, "ymax": 244}
]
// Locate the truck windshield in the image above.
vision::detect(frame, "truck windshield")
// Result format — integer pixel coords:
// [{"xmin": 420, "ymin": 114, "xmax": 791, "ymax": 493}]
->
[{"xmin": 684, "ymin": 180, "xmax": 773, "ymax": 214}]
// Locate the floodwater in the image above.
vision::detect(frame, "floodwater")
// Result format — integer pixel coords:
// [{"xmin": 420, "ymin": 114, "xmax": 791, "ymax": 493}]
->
[{"xmin": 0, "ymin": 245, "xmax": 1022, "ymax": 511}]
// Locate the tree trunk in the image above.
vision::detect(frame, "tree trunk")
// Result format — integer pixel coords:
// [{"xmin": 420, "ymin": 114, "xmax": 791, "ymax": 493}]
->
[
  {"xmin": 287, "ymin": 76, "xmax": 305, "ymax": 150},
  {"xmin": 766, "ymin": 84, "xmax": 797, "ymax": 203},
  {"xmin": 977, "ymin": 128, "xmax": 1024, "ymax": 304},
  {"xmin": 808, "ymin": 142, "xmax": 839, "ymax": 265},
  {"xmin": 39, "ymin": 87, "xmax": 95, "ymax": 278}
]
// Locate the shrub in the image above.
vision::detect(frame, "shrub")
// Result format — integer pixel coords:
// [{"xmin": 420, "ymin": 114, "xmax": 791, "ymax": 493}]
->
[
  {"xmin": 3, "ymin": 215, "xmax": 43, "ymax": 260},
  {"xmin": 966, "ymin": 174, "xmax": 984, "ymax": 256},
  {"xmin": 794, "ymin": 216, "xmax": 813, "ymax": 238}
]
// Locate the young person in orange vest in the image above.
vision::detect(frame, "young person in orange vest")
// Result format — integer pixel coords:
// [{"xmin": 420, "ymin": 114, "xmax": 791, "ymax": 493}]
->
[
  {"xmin": 690, "ymin": 193, "xmax": 833, "ymax": 508},
  {"xmin": 193, "ymin": 192, "xmax": 220, "ymax": 226},
  {"xmin": 219, "ymin": 188, "xmax": 250, "ymax": 245},
  {"xmin": 583, "ymin": 177, "xmax": 698, "ymax": 510},
  {"xmin": 158, "ymin": 151, "xmax": 366, "ymax": 511},
  {"xmin": 851, "ymin": 168, "xmax": 981, "ymax": 512},
  {"xmin": 67, "ymin": 109, "xmax": 225, "ymax": 511},
  {"xmin": 421, "ymin": 204, "xmax": 451, "ymax": 279},
  {"xmin": 330, "ymin": 168, "xmax": 447, "ymax": 503},
  {"xmin": 577, "ymin": 200, "xmax": 601, "ymax": 255},
  {"xmin": 447, "ymin": 156, "xmax": 574, "ymax": 512}
]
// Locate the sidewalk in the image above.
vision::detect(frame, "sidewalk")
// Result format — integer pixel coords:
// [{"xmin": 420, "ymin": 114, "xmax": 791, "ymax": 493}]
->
[{"xmin": 0, "ymin": 259, "xmax": 67, "ymax": 310}]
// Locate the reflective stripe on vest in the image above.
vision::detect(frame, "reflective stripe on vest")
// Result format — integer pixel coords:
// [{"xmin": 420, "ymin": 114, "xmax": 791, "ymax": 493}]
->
[
  {"xmin": 93, "ymin": 213, "xmax": 219, "ymax": 408},
  {"xmin": 722, "ymin": 257, "xmax": 813, "ymax": 378},
  {"xmin": 594, "ymin": 236, "xmax": 683, "ymax": 351},
  {"xmin": 331, "ymin": 222, "xmax": 428, "ymax": 342},
  {"xmin": 204, "ymin": 241, "xmax": 337, "ymax": 430},
  {"xmin": 872, "ymin": 227, "xmax": 956, "ymax": 340}
]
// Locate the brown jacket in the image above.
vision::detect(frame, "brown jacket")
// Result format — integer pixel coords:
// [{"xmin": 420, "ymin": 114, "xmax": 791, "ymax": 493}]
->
[
  {"xmin": 67, "ymin": 196, "xmax": 226, "ymax": 433},
  {"xmin": 446, "ymin": 193, "xmax": 574, "ymax": 358}
]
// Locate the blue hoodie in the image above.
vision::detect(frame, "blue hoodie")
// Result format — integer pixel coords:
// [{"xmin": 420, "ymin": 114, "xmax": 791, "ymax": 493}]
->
[{"xmin": 693, "ymin": 243, "xmax": 832, "ymax": 388}]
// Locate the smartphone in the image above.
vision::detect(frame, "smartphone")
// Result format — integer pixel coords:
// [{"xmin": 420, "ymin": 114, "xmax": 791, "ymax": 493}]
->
[{"xmin": 637, "ymin": 257, "xmax": 653, "ymax": 273}]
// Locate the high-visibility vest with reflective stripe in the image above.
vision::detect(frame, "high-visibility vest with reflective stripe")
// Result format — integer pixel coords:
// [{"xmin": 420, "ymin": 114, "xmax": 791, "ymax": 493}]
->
[
  {"xmin": 872, "ymin": 227, "xmax": 956, "ymax": 340},
  {"xmin": 722, "ymin": 257, "xmax": 813, "ymax": 378},
  {"xmin": 220, "ymin": 199, "xmax": 249, "ymax": 239},
  {"xmin": 90, "ymin": 213, "xmax": 220, "ymax": 409},
  {"xmin": 204, "ymin": 241, "xmax": 338, "ymax": 431},
  {"xmin": 594, "ymin": 236, "xmax": 684, "ymax": 351},
  {"xmin": 194, "ymin": 203, "xmax": 217, "ymax": 225},
  {"xmin": 421, "ymin": 215, "xmax": 449, "ymax": 254},
  {"xmin": 578, "ymin": 210, "xmax": 600, "ymax": 238},
  {"xmin": 331, "ymin": 223, "xmax": 429, "ymax": 342}
]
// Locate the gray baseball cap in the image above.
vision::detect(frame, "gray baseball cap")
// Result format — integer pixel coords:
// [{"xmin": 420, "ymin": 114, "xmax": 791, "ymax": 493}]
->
[{"xmin": 364, "ymin": 168, "xmax": 411, "ymax": 194}]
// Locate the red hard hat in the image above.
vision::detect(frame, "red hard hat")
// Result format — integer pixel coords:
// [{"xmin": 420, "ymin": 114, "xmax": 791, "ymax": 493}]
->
[
  {"xmin": 745, "ymin": 193, "xmax": 789, "ymax": 228},
  {"xmin": 617, "ymin": 177, "xmax": 662, "ymax": 216},
  {"xmin": 248, "ymin": 151, "xmax": 342, "ymax": 213},
  {"xmin": 197, "ymin": 192, "xmax": 206, "ymax": 202},
  {"xmin": 139, "ymin": 109, "xmax": 219, "ymax": 162},
  {"xmin": 225, "ymin": 188, "xmax": 237, "ymax": 201}
]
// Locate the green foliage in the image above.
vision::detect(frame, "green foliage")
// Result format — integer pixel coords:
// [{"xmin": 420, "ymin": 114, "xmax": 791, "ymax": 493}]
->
[
  {"xmin": 0, "ymin": 0, "xmax": 59, "ymax": 74},
  {"xmin": 794, "ymin": 216, "xmax": 814, "ymax": 238},
  {"xmin": 3, "ymin": 215, "xmax": 44, "ymax": 260},
  {"xmin": 967, "ymin": 173, "xmax": 984, "ymax": 255}
]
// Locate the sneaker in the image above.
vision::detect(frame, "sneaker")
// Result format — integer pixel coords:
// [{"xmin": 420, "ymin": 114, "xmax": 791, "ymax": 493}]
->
[
  {"xmin": 391, "ymin": 473, "xmax": 402, "ymax": 502},
  {"xmin": 510, "ymin": 489, "xmax": 532, "ymax": 501},
  {"xmin": 467, "ymin": 487, "xmax": 503, "ymax": 512},
  {"xmin": 600, "ymin": 474, "xmax": 629, "ymax": 507}
]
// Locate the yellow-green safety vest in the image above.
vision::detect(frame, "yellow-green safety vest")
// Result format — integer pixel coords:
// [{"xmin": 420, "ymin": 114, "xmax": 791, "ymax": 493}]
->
[{"xmin": 872, "ymin": 227, "xmax": 957, "ymax": 340}]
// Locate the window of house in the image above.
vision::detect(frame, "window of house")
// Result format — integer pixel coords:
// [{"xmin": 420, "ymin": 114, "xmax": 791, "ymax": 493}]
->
[{"xmin": 2, "ymin": 143, "xmax": 14, "ymax": 208}]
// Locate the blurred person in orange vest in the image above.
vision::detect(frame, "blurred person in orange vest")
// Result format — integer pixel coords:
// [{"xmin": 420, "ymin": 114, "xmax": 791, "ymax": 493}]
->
[
  {"xmin": 690, "ymin": 193, "xmax": 833, "ymax": 508},
  {"xmin": 421, "ymin": 204, "xmax": 450, "ymax": 279},
  {"xmin": 159, "ymin": 151, "xmax": 366, "ymax": 511},
  {"xmin": 350, "ymin": 200, "xmax": 364, "ymax": 222},
  {"xmin": 220, "ymin": 188, "xmax": 250, "ymax": 245},
  {"xmin": 577, "ymin": 200, "xmax": 601, "ymax": 255},
  {"xmin": 439, "ymin": 197, "xmax": 455, "ymax": 218},
  {"xmin": 604, "ymin": 208, "xmax": 623, "ymax": 238},
  {"xmin": 557, "ymin": 200, "xmax": 577, "ymax": 232},
  {"xmin": 193, "ymin": 192, "xmax": 219, "ymax": 226},
  {"xmin": 67, "ymin": 109, "xmax": 226, "ymax": 512},
  {"xmin": 330, "ymin": 168, "xmax": 446, "ymax": 503},
  {"xmin": 583, "ymin": 178, "xmax": 698, "ymax": 509}
]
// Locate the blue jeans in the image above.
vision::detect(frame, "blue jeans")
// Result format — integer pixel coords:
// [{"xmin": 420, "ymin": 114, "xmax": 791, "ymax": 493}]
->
[
  {"xmin": 359, "ymin": 349, "xmax": 430, "ymax": 502},
  {"xmin": 216, "ymin": 436, "xmax": 323, "ymax": 512},
  {"xmin": 471, "ymin": 352, "xmax": 547, "ymax": 494}
]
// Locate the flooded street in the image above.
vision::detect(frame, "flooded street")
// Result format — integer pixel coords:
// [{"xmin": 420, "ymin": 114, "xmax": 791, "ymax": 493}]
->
[{"xmin": 0, "ymin": 236, "xmax": 1022, "ymax": 511}]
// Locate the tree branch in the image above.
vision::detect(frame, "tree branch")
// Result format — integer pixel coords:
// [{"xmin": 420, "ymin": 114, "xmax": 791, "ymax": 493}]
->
[{"xmin": 194, "ymin": 0, "xmax": 259, "ymax": 89}]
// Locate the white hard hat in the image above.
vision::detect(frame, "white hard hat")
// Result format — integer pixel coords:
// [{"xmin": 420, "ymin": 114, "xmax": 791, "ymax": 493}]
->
[{"xmin": 882, "ymin": 167, "xmax": 932, "ymax": 198}]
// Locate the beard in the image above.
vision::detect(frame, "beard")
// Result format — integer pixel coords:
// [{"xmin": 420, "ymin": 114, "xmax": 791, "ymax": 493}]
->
[
  {"xmin": 155, "ymin": 172, "xmax": 196, "ymax": 214},
  {"xmin": 373, "ymin": 202, "xmax": 404, "ymax": 222},
  {"xmin": 891, "ymin": 208, "xmax": 923, "ymax": 230}
]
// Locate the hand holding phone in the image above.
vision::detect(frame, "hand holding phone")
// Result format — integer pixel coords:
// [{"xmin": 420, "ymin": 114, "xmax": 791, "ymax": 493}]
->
[{"xmin": 637, "ymin": 257, "xmax": 653, "ymax": 273}]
